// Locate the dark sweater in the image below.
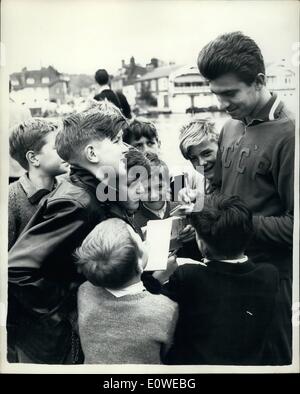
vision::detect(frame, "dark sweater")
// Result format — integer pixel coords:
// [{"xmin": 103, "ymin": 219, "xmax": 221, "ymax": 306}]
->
[
  {"xmin": 8, "ymin": 174, "xmax": 56, "ymax": 250},
  {"xmin": 215, "ymin": 94, "xmax": 294, "ymax": 276},
  {"xmin": 162, "ymin": 259, "xmax": 280, "ymax": 365}
]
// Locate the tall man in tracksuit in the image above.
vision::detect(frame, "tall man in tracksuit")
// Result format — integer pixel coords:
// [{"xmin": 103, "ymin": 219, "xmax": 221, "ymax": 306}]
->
[{"xmin": 197, "ymin": 32, "xmax": 295, "ymax": 365}]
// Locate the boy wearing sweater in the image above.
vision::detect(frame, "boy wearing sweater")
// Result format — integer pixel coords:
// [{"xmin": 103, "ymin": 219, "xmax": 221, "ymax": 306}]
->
[
  {"xmin": 75, "ymin": 218, "xmax": 178, "ymax": 364},
  {"xmin": 160, "ymin": 195, "xmax": 281, "ymax": 365},
  {"xmin": 8, "ymin": 119, "xmax": 69, "ymax": 250}
]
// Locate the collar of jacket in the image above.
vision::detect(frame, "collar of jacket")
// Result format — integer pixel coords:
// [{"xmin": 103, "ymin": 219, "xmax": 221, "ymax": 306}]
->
[
  {"xmin": 69, "ymin": 165, "xmax": 100, "ymax": 192},
  {"xmin": 243, "ymin": 93, "xmax": 283, "ymax": 127},
  {"xmin": 19, "ymin": 173, "xmax": 57, "ymax": 204},
  {"xmin": 109, "ymin": 203, "xmax": 144, "ymax": 240}
]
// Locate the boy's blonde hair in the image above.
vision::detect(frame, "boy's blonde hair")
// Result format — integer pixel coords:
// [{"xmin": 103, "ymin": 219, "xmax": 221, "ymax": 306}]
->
[
  {"xmin": 179, "ymin": 118, "xmax": 218, "ymax": 160},
  {"xmin": 74, "ymin": 218, "xmax": 142, "ymax": 289}
]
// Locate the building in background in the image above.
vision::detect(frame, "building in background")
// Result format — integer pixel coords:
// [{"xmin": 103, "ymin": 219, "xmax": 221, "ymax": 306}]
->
[
  {"xmin": 111, "ymin": 57, "xmax": 148, "ymax": 106},
  {"xmin": 266, "ymin": 60, "xmax": 296, "ymax": 112},
  {"xmin": 169, "ymin": 65, "xmax": 219, "ymax": 113},
  {"xmin": 134, "ymin": 64, "xmax": 182, "ymax": 110},
  {"xmin": 10, "ymin": 66, "xmax": 69, "ymax": 116}
]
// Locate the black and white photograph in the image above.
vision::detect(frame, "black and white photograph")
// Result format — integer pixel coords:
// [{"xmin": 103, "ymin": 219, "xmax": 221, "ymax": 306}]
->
[{"xmin": 0, "ymin": 0, "xmax": 299, "ymax": 375}]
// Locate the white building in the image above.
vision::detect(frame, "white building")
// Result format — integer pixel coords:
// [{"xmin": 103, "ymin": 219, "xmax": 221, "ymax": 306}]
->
[
  {"xmin": 169, "ymin": 65, "xmax": 218, "ymax": 113},
  {"xmin": 266, "ymin": 62, "xmax": 296, "ymax": 112}
]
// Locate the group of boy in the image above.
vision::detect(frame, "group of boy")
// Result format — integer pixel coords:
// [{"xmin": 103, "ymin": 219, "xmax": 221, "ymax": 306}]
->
[{"xmin": 7, "ymin": 31, "xmax": 295, "ymax": 365}]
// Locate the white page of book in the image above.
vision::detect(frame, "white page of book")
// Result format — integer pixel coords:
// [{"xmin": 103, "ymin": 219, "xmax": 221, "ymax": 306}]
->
[{"xmin": 144, "ymin": 217, "xmax": 173, "ymax": 271}]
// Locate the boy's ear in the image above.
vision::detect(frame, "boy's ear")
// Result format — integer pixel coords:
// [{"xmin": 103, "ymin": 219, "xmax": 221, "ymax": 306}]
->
[
  {"xmin": 26, "ymin": 151, "xmax": 40, "ymax": 167},
  {"xmin": 84, "ymin": 144, "xmax": 99, "ymax": 164}
]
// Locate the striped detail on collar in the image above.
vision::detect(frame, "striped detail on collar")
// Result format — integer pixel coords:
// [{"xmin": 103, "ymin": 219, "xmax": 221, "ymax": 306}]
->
[{"xmin": 268, "ymin": 94, "xmax": 281, "ymax": 121}]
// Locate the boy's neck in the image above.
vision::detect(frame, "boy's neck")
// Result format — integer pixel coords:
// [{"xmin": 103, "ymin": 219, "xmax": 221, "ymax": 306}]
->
[
  {"xmin": 119, "ymin": 274, "xmax": 142, "ymax": 289},
  {"xmin": 245, "ymin": 88, "xmax": 272, "ymax": 123},
  {"xmin": 206, "ymin": 252, "xmax": 246, "ymax": 262},
  {"xmin": 28, "ymin": 170, "xmax": 55, "ymax": 191},
  {"xmin": 98, "ymin": 84, "xmax": 110, "ymax": 93},
  {"xmin": 143, "ymin": 201, "xmax": 166, "ymax": 211}
]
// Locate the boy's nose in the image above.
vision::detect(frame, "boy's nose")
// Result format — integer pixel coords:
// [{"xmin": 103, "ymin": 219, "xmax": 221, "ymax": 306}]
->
[{"xmin": 137, "ymin": 182, "xmax": 146, "ymax": 195}]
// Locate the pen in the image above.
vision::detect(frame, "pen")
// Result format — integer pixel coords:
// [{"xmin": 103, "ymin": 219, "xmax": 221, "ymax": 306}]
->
[
  {"xmin": 183, "ymin": 172, "xmax": 192, "ymax": 205},
  {"xmin": 168, "ymin": 248, "xmax": 179, "ymax": 258}
]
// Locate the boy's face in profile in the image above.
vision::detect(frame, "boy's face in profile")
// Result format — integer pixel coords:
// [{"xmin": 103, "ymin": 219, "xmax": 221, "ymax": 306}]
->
[
  {"xmin": 37, "ymin": 132, "xmax": 70, "ymax": 176},
  {"xmin": 130, "ymin": 136, "xmax": 160, "ymax": 155},
  {"xmin": 94, "ymin": 130, "xmax": 128, "ymax": 176}
]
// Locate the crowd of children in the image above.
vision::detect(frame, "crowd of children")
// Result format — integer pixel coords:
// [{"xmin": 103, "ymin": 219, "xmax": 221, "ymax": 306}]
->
[{"xmin": 7, "ymin": 32, "xmax": 295, "ymax": 366}]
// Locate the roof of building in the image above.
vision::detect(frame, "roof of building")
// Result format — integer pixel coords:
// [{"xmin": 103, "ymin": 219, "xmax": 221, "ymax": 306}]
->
[
  {"xmin": 136, "ymin": 64, "xmax": 182, "ymax": 82},
  {"xmin": 10, "ymin": 66, "xmax": 68, "ymax": 90}
]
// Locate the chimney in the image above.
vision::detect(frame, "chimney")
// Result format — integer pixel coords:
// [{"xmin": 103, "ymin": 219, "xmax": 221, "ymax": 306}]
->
[
  {"xmin": 122, "ymin": 59, "xmax": 125, "ymax": 68},
  {"xmin": 151, "ymin": 58, "xmax": 158, "ymax": 68}
]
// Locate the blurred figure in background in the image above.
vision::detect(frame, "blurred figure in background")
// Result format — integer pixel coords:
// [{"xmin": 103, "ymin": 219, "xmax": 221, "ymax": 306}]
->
[{"xmin": 94, "ymin": 68, "xmax": 132, "ymax": 119}]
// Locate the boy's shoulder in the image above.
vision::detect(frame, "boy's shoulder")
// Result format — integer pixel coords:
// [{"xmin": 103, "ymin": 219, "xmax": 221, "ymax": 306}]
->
[
  {"xmin": 9, "ymin": 178, "xmax": 22, "ymax": 194},
  {"xmin": 144, "ymin": 290, "xmax": 178, "ymax": 313},
  {"xmin": 45, "ymin": 178, "xmax": 101, "ymax": 209}
]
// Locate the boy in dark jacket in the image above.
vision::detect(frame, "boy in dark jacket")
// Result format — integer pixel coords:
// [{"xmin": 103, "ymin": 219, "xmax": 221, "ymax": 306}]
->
[
  {"xmin": 160, "ymin": 195, "xmax": 281, "ymax": 365},
  {"xmin": 7, "ymin": 101, "xmax": 149, "ymax": 364}
]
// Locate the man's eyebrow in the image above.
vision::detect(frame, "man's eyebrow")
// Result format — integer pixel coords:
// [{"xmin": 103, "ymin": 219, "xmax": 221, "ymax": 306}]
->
[{"xmin": 210, "ymin": 88, "xmax": 238, "ymax": 95}]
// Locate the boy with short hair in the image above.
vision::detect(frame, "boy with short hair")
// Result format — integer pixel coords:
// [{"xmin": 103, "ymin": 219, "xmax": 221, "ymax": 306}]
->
[
  {"xmin": 123, "ymin": 118, "xmax": 161, "ymax": 155},
  {"xmin": 8, "ymin": 119, "xmax": 69, "ymax": 249},
  {"xmin": 75, "ymin": 218, "xmax": 178, "ymax": 364},
  {"xmin": 133, "ymin": 152, "xmax": 173, "ymax": 228},
  {"xmin": 160, "ymin": 195, "xmax": 280, "ymax": 365},
  {"xmin": 179, "ymin": 118, "xmax": 219, "ymax": 194},
  {"xmin": 8, "ymin": 101, "xmax": 131, "ymax": 364}
]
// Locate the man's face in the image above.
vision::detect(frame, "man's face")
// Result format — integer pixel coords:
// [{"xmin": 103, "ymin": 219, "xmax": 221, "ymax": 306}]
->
[
  {"xmin": 38, "ymin": 132, "xmax": 70, "ymax": 176},
  {"xmin": 210, "ymin": 73, "xmax": 259, "ymax": 120},
  {"xmin": 130, "ymin": 136, "xmax": 160, "ymax": 155},
  {"xmin": 188, "ymin": 139, "xmax": 218, "ymax": 181}
]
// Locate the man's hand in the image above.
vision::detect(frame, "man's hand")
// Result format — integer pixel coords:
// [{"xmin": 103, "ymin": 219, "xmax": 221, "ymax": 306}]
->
[
  {"xmin": 177, "ymin": 224, "xmax": 195, "ymax": 244},
  {"xmin": 152, "ymin": 255, "xmax": 178, "ymax": 284},
  {"xmin": 177, "ymin": 187, "xmax": 198, "ymax": 205}
]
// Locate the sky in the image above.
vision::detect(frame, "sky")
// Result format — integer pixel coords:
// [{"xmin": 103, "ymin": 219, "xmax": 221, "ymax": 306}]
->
[{"xmin": 1, "ymin": 0, "xmax": 299, "ymax": 75}]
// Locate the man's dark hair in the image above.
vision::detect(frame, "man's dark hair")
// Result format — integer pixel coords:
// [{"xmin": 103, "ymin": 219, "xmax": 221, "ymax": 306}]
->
[
  {"xmin": 95, "ymin": 69, "xmax": 109, "ymax": 86},
  {"xmin": 190, "ymin": 195, "xmax": 253, "ymax": 258},
  {"xmin": 123, "ymin": 118, "xmax": 159, "ymax": 145},
  {"xmin": 197, "ymin": 31, "xmax": 265, "ymax": 85}
]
